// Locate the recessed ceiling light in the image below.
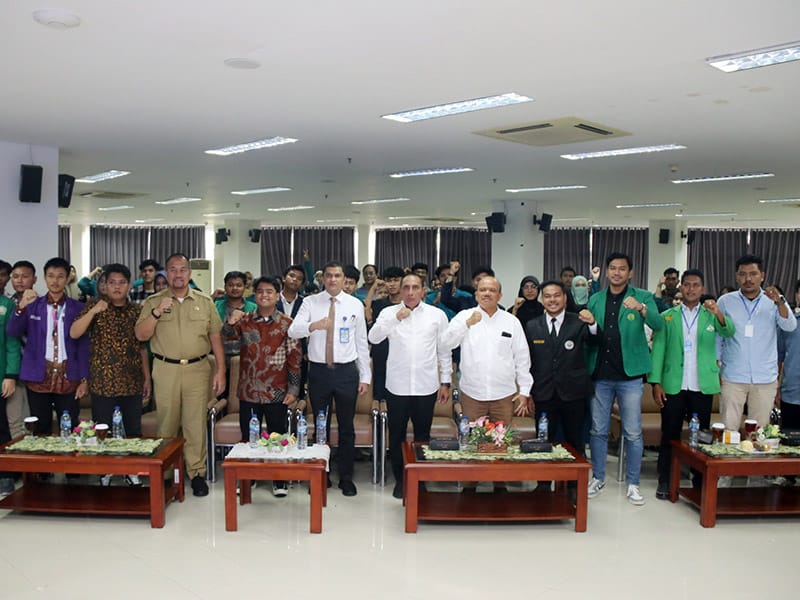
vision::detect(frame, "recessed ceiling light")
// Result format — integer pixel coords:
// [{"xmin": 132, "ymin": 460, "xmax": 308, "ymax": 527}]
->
[
  {"xmin": 316, "ymin": 218, "xmax": 353, "ymax": 223},
  {"xmin": 616, "ymin": 203, "xmax": 684, "ymax": 209},
  {"xmin": 759, "ymin": 198, "xmax": 800, "ymax": 204},
  {"xmin": 75, "ymin": 170, "xmax": 130, "ymax": 183},
  {"xmin": 671, "ymin": 173, "xmax": 774, "ymax": 184},
  {"xmin": 267, "ymin": 205, "xmax": 315, "ymax": 212},
  {"xmin": 350, "ymin": 197, "xmax": 410, "ymax": 205},
  {"xmin": 677, "ymin": 212, "xmax": 738, "ymax": 217},
  {"xmin": 561, "ymin": 144, "xmax": 686, "ymax": 160},
  {"xmin": 389, "ymin": 167, "xmax": 473, "ymax": 178},
  {"xmin": 387, "ymin": 215, "xmax": 429, "ymax": 220},
  {"xmin": 382, "ymin": 92, "xmax": 533, "ymax": 123},
  {"xmin": 231, "ymin": 187, "xmax": 292, "ymax": 195},
  {"xmin": 155, "ymin": 197, "xmax": 202, "ymax": 205},
  {"xmin": 134, "ymin": 218, "xmax": 165, "ymax": 223},
  {"xmin": 202, "ymin": 212, "xmax": 240, "ymax": 217},
  {"xmin": 506, "ymin": 185, "xmax": 587, "ymax": 193},
  {"xmin": 205, "ymin": 136, "xmax": 298, "ymax": 156},
  {"xmin": 97, "ymin": 205, "xmax": 133, "ymax": 212},
  {"xmin": 707, "ymin": 41, "xmax": 800, "ymax": 73},
  {"xmin": 223, "ymin": 57, "xmax": 261, "ymax": 70},
  {"xmin": 33, "ymin": 9, "xmax": 81, "ymax": 28}
]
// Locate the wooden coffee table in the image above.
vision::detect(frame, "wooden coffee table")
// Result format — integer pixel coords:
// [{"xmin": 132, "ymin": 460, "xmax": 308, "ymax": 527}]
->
[
  {"xmin": 669, "ymin": 440, "xmax": 800, "ymax": 527},
  {"xmin": 402, "ymin": 442, "xmax": 590, "ymax": 533},
  {"xmin": 0, "ymin": 437, "xmax": 185, "ymax": 528}
]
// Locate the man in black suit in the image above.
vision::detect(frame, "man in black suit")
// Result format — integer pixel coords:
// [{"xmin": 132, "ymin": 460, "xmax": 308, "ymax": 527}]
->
[
  {"xmin": 277, "ymin": 264, "xmax": 308, "ymax": 402},
  {"xmin": 526, "ymin": 281, "xmax": 597, "ymax": 467}
]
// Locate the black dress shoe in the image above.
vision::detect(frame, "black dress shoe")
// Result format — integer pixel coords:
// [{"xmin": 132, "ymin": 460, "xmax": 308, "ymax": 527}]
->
[
  {"xmin": 191, "ymin": 475, "xmax": 209, "ymax": 497},
  {"xmin": 338, "ymin": 480, "xmax": 357, "ymax": 496},
  {"xmin": 392, "ymin": 482, "xmax": 403, "ymax": 499},
  {"xmin": 327, "ymin": 474, "xmax": 332, "ymax": 489},
  {"xmin": 655, "ymin": 482, "xmax": 670, "ymax": 500}
]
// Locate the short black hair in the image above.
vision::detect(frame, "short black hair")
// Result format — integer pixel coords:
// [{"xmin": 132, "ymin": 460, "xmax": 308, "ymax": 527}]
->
[
  {"xmin": 411, "ymin": 262, "xmax": 429, "ymax": 273},
  {"xmin": 362, "ymin": 263, "xmax": 377, "ymax": 273},
  {"xmin": 382, "ymin": 266, "xmax": 405, "ymax": 280},
  {"xmin": 681, "ymin": 268, "xmax": 704, "ymax": 285},
  {"xmin": 735, "ymin": 254, "xmax": 764, "ymax": 272},
  {"xmin": 605, "ymin": 252, "xmax": 633, "ymax": 270},
  {"xmin": 104, "ymin": 263, "xmax": 131, "ymax": 282},
  {"xmin": 43, "ymin": 257, "xmax": 70, "ymax": 275},
  {"xmin": 253, "ymin": 275, "xmax": 282, "ymax": 294},
  {"xmin": 0, "ymin": 260, "xmax": 11, "ymax": 275},
  {"xmin": 560, "ymin": 266, "xmax": 576, "ymax": 277},
  {"xmin": 471, "ymin": 265, "xmax": 495, "ymax": 280},
  {"xmin": 224, "ymin": 270, "xmax": 247, "ymax": 284},
  {"xmin": 343, "ymin": 264, "xmax": 360, "ymax": 281},
  {"xmin": 12, "ymin": 260, "xmax": 35, "ymax": 275},
  {"xmin": 539, "ymin": 280, "xmax": 568, "ymax": 295},
  {"xmin": 699, "ymin": 293, "xmax": 715, "ymax": 304},
  {"xmin": 434, "ymin": 264, "xmax": 450, "ymax": 278},
  {"xmin": 165, "ymin": 253, "xmax": 190, "ymax": 267},
  {"xmin": 322, "ymin": 261, "xmax": 343, "ymax": 273},
  {"xmin": 139, "ymin": 258, "xmax": 162, "ymax": 272},
  {"xmin": 283, "ymin": 264, "xmax": 306, "ymax": 281},
  {"xmin": 663, "ymin": 267, "xmax": 679, "ymax": 277},
  {"xmin": 402, "ymin": 272, "xmax": 425, "ymax": 287}
]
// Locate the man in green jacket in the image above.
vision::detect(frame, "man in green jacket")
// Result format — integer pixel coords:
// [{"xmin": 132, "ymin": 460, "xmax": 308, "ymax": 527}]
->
[
  {"xmin": 0, "ymin": 294, "xmax": 22, "ymax": 496},
  {"xmin": 586, "ymin": 252, "xmax": 664, "ymax": 506},
  {"xmin": 215, "ymin": 271, "xmax": 257, "ymax": 399},
  {"xmin": 649, "ymin": 269, "xmax": 734, "ymax": 499}
]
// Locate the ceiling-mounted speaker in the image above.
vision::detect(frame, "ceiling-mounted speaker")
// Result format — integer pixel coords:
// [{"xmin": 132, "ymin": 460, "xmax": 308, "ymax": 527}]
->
[
  {"xmin": 215, "ymin": 227, "xmax": 229, "ymax": 244},
  {"xmin": 485, "ymin": 212, "xmax": 506, "ymax": 233},
  {"xmin": 248, "ymin": 229, "xmax": 262, "ymax": 243},
  {"xmin": 658, "ymin": 228, "xmax": 670, "ymax": 244},
  {"xmin": 19, "ymin": 164, "xmax": 43, "ymax": 203},
  {"xmin": 58, "ymin": 174, "xmax": 75, "ymax": 208}
]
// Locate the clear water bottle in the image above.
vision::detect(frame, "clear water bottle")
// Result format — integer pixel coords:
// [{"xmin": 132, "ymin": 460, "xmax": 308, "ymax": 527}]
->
[
  {"xmin": 689, "ymin": 413, "xmax": 700, "ymax": 448},
  {"xmin": 60, "ymin": 411, "xmax": 71, "ymax": 440},
  {"xmin": 297, "ymin": 414, "xmax": 308, "ymax": 450},
  {"xmin": 248, "ymin": 410, "xmax": 260, "ymax": 447},
  {"xmin": 537, "ymin": 412, "xmax": 549, "ymax": 442},
  {"xmin": 315, "ymin": 410, "xmax": 327, "ymax": 445},
  {"xmin": 458, "ymin": 415, "xmax": 470, "ymax": 451},
  {"xmin": 112, "ymin": 406, "xmax": 125, "ymax": 439}
]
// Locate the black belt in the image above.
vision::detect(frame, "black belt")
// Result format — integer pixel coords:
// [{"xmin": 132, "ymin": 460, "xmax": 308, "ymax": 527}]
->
[
  {"xmin": 153, "ymin": 353, "xmax": 207, "ymax": 365},
  {"xmin": 310, "ymin": 360, "xmax": 356, "ymax": 369}
]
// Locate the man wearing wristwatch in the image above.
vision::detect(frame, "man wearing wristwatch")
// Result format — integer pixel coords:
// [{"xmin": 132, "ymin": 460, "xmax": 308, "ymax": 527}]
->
[
  {"xmin": 716, "ymin": 255, "xmax": 796, "ymax": 437},
  {"xmin": 135, "ymin": 253, "xmax": 225, "ymax": 497}
]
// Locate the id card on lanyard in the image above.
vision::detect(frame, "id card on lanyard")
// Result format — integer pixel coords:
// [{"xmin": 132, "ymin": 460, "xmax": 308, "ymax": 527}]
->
[{"xmin": 739, "ymin": 292, "xmax": 761, "ymax": 338}]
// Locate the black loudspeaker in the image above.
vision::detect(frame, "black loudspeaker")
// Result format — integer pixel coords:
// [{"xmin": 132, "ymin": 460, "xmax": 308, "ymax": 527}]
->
[
  {"xmin": 485, "ymin": 212, "xmax": 506, "ymax": 233},
  {"xmin": 58, "ymin": 174, "xmax": 75, "ymax": 208},
  {"xmin": 658, "ymin": 228, "xmax": 670, "ymax": 244},
  {"xmin": 215, "ymin": 228, "xmax": 229, "ymax": 244},
  {"xmin": 19, "ymin": 164, "xmax": 43, "ymax": 203},
  {"xmin": 538, "ymin": 213, "xmax": 553, "ymax": 232},
  {"xmin": 686, "ymin": 230, "xmax": 696, "ymax": 245},
  {"xmin": 248, "ymin": 229, "xmax": 261, "ymax": 243}
]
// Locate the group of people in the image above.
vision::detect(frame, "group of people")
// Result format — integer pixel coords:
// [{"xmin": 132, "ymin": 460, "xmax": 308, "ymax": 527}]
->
[{"xmin": 2, "ymin": 250, "xmax": 799, "ymax": 506}]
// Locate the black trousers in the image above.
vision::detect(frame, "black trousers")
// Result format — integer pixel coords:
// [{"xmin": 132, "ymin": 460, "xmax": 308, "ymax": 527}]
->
[
  {"xmin": 658, "ymin": 389, "xmax": 711, "ymax": 485},
  {"xmin": 534, "ymin": 396, "xmax": 587, "ymax": 454},
  {"xmin": 92, "ymin": 394, "xmax": 143, "ymax": 437},
  {"xmin": 239, "ymin": 400, "xmax": 287, "ymax": 442},
  {"xmin": 781, "ymin": 400, "xmax": 800, "ymax": 429},
  {"xmin": 0, "ymin": 395, "xmax": 10, "ymax": 478},
  {"xmin": 386, "ymin": 391, "xmax": 437, "ymax": 483},
  {"xmin": 308, "ymin": 361, "xmax": 359, "ymax": 481},
  {"xmin": 26, "ymin": 388, "xmax": 79, "ymax": 434}
]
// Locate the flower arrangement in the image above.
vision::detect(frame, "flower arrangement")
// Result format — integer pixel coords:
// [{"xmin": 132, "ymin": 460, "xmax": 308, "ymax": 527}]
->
[
  {"xmin": 257, "ymin": 431, "xmax": 296, "ymax": 451},
  {"xmin": 466, "ymin": 416, "xmax": 515, "ymax": 448},
  {"xmin": 72, "ymin": 420, "xmax": 97, "ymax": 444},
  {"xmin": 757, "ymin": 424, "xmax": 783, "ymax": 440}
]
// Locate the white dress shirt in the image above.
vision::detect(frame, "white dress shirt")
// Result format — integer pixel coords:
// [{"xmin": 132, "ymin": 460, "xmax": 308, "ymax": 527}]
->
[
  {"xmin": 368, "ymin": 301, "xmax": 452, "ymax": 396},
  {"xmin": 441, "ymin": 306, "xmax": 532, "ymax": 401},
  {"xmin": 680, "ymin": 304, "xmax": 701, "ymax": 392},
  {"xmin": 288, "ymin": 290, "xmax": 371, "ymax": 384}
]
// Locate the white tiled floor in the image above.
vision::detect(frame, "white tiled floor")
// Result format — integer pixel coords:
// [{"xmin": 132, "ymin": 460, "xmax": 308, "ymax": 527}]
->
[{"xmin": 1, "ymin": 455, "xmax": 797, "ymax": 600}]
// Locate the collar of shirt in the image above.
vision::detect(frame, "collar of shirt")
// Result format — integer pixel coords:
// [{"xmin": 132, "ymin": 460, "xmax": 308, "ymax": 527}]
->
[
  {"xmin": 47, "ymin": 294, "xmax": 66, "ymax": 306},
  {"xmin": 546, "ymin": 310, "xmax": 566, "ymax": 331},
  {"xmin": 253, "ymin": 311, "xmax": 277, "ymax": 323}
]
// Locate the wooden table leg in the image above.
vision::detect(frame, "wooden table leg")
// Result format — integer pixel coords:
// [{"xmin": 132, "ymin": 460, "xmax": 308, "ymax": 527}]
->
[
  {"xmin": 224, "ymin": 467, "xmax": 238, "ymax": 531},
  {"xmin": 669, "ymin": 451, "xmax": 681, "ymax": 502},
  {"xmin": 404, "ymin": 469, "xmax": 419, "ymax": 533},
  {"xmin": 574, "ymin": 470, "xmax": 588, "ymax": 533},
  {"xmin": 241, "ymin": 479, "xmax": 252, "ymax": 505},
  {"xmin": 322, "ymin": 470, "xmax": 327, "ymax": 507},
  {"xmin": 309, "ymin": 468, "xmax": 323, "ymax": 533},
  {"xmin": 700, "ymin": 467, "xmax": 718, "ymax": 528},
  {"xmin": 149, "ymin": 466, "xmax": 165, "ymax": 528}
]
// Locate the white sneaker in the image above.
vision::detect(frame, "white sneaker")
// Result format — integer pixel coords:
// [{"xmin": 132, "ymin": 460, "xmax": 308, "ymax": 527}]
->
[
  {"xmin": 125, "ymin": 474, "xmax": 142, "ymax": 487},
  {"xmin": 717, "ymin": 475, "xmax": 733, "ymax": 488},
  {"xmin": 626, "ymin": 484, "xmax": 645, "ymax": 506},
  {"xmin": 99, "ymin": 474, "xmax": 112, "ymax": 487},
  {"xmin": 587, "ymin": 477, "xmax": 605, "ymax": 499}
]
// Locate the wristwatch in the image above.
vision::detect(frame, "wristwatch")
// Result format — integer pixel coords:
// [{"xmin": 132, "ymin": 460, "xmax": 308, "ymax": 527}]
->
[
  {"xmin": 777, "ymin": 295, "xmax": 787, "ymax": 305},
  {"xmin": 151, "ymin": 308, "xmax": 162, "ymax": 319}
]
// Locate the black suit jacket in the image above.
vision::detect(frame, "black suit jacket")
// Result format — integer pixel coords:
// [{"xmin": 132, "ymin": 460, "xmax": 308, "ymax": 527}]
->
[
  {"xmin": 276, "ymin": 294, "xmax": 304, "ymax": 319},
  {"xmin": 526, "ymin": 312, "xmax": 595, "ymax": 403}
]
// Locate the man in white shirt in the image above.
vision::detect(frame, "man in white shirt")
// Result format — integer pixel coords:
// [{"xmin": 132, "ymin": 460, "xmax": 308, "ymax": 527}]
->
[
  {"xmin": 368, "ymin": 273, "xmax": 452, "ymax": 499},
  {"xmin": 442, "ymin": 276, "xmax": 532, "ymax": 424},
  {"xmin": 288, "ymin": 261, "xmax": 371, "ymax": 497}
]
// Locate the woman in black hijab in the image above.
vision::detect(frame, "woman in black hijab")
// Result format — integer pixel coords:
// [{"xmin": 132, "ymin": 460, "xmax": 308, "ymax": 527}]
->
[{"xmin": 509, "ymin": 275, "xmax": 543, "ymax": 327}]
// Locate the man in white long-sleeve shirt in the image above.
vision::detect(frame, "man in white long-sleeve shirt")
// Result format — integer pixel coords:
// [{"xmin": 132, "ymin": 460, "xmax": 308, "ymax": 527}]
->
[
  {"xmin": 442, "ymin": 276, "xmax": 532, "ymax": 424},
  {"xmin": 368, "ymin": 273, "xmax": 452, "ymax": 498}
]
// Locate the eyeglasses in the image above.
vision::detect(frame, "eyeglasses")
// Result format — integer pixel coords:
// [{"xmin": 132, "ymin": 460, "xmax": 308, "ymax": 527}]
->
[{"xmin": 522, "ymin": 284, "xmax": 539, "ymax": 290}]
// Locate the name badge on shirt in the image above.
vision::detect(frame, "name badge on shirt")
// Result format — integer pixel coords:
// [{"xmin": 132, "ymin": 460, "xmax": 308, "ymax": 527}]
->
[
  {"xmin": 339, "ymin": 327, "xmax": 350, "ymax": 344},
  {"xmin": 684, "ymin": 339, "xmax": 693, "ymax": 351},
  {"xmin": 744, "ymin": 323, "xmax": 754, "ymax": 338},
  {"xmin": 532, "ymin": 339, "xmax": 545, "ymax": 344}
]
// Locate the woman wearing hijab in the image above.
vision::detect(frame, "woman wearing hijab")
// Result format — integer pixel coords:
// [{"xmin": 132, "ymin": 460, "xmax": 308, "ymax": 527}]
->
[
  {"xmin": 509, "ymin": 275, "xmax": 543, "ymax": 327},
  {"xmin": 571, "ymin": 275, "xmax": 591, "ymax": 310}
]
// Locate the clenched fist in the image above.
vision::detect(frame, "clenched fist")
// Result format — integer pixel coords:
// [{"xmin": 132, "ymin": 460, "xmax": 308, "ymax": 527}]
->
[
  {"xmin": 18, "ymin": 289, "xmax": 38, "ymax": 310},
  {"xmin": 396, "ymin": 307, "xmax": 412, "ymax": 321},
  {"xmin": 578, "ymin": 309, "xmax": 595, "ymax": 324},
  {"xmin": 466, "ymin": 311, "xmax": 482, "ymax": 327}
]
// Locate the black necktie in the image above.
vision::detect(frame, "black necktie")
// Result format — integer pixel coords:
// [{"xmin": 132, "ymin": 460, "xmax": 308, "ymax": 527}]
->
[{"xmin": 550, "ymin": 317, "xmax": 558, "ymax": 339}]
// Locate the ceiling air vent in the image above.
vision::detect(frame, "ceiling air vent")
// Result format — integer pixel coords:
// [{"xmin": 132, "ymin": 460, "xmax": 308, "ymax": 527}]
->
[
  {"xmin": 78, "ymin": 191, "xmax": 145, "ymax": 200},
  {"xmin": 474, "ymin": 117, "xmax": 630, "ymax": 147}
]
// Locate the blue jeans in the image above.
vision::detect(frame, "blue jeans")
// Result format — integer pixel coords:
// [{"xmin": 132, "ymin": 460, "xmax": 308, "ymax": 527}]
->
[{"xmin": 590, "ymin": 379, "xmax": 643, "ymax": 485}]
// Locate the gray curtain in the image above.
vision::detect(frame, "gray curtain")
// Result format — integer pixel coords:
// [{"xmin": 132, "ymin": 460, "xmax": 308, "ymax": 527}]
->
[
  {"xmin": 543, "ymin": 228, "xmax": 591, "ymax": 281},
  {"xmin": 293, "ymin": 227, "xmax": 355, "ymax": 268},
  {"xmin": 591, "ymin": 227, "xmax": 649, "ymax": 289},
  {"xmin": 89, "ymin": 226, "xmax": 149, "ymax": 273},
  {"xmin": 438, "ymin": 228, "xmax": 492, "ymax": 286},
  {"xmin": 149, "ymin": 225, "xmax": 205, "ymax": 264},
  {"xmin": 749, "ymin": 229, "xmax": 800, "ymax": 297},
  {"xmin": 687, "ymin": 229, "xmax": 748, "ymax": 296},
  {"xmin": 260, "ymin": 228, "xmax": 292, "ymax": 278},
  {"xmin": 375, "ymin": 228, "xmax": 438, "ymax": 274},
  {"xmin": 58, "ymin": 225, "xmax": 71, "ymax": 263}
]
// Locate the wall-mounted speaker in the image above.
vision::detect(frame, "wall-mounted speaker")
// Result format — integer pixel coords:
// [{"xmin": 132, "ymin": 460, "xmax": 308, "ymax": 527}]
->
[
  {"xmin": 58, "ymin": 174, "xmax": 75, "ymax": 208},
  {"xmin": 19, "ymin": 164, "xmax": 43, "ymax": 203},
  {"xmin": 658, "ymin": 228, "xmax": 670, "ymax": 244},
  {"xmin": 248, "ymin": 229, "xmax": 262, "ymax": 243},
  {"xmin": 538, "ymin": 213, "xmax": 553, "ymax": 233},
  {"xmin": 215, "ymin": 227, "xmax": 230, "ymax": 244},
  {"xmin": 485, "ymin": 212, "xmax": 506, "ymax": 233}
]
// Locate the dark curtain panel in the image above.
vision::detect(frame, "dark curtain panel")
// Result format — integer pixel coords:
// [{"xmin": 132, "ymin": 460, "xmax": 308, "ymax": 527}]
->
[
  {"xmin": 591, "ymin": 227, "xmax": 649, "ymax": 289},
  {"xmin": 58, "ymin": 225, "xmax": 71, "ymax": 263},
  {"xmin": 687, "ymin": 229, "xmax": 748, "ymax": 297},
  {"xmin": 149, "ymin": 225, "xmax": 205, "ymax": 264},
  {"xmin": 542, "ymin": 228, "xmax": 591, "ymax": 281},
  {"xmin": 749, "ymin": 229, "xmax": 800, "ymax": 297},
  {"xmin": 260, "ymin": 228, "xmax": 292, "ymax": 278},
  {"xmin": 438, "ymin": 228, "xmax": 492, "ymax": 286},
  {"xmin": 89, "ymin": 226, "xmax": 150, "ymax": 273},
  {"xmin": 375, "ymin": 228, "xmax": 438, "ymax": 274},
  {"xmin": 293, "ymin": 227, "xmax": 355, "ymax": 269}
]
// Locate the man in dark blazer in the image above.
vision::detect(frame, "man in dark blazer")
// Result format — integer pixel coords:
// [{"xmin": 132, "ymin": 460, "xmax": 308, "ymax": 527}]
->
[{"xmin": 277, "ymin": 264, "xmax": 307, "ymax": 402}]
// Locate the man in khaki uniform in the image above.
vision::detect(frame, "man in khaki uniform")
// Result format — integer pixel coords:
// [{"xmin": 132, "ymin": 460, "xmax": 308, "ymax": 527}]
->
[{"xmin": 135, "ymin": 253, "xmax": 225, "ymax": 496}]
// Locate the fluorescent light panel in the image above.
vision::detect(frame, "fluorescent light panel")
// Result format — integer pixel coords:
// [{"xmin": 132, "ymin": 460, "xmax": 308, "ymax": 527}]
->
[
  {"xmin": 134, "ymin": 218, "xmax": 164, "ymax": 223},
  {"xmin": 155, "ymin": 197, "xmax": 202, "ymax": 205},
  {"xmin": 671, "ymin": 173, "xmax": 774, "ymax": 184},
  {"xmin": 351, "ymin": 197, "xmax": 410, "ymax": 205},
  {"xmin": 205, "ymin": 136, "xmax": 298, "ymax": 156},
  {"xmin": 389, "ymin": 167, "xmax": 473, "ymax": 178},
  {"xmin": 616, "ymin": 203, "xmax": 683, "ymax": 209},
  {"xmin": 707, "ymin": 41, "xmax": 800, "ymax": 73},
  {"xmin": 202, "ymin": 211, "xmax": 240, "ymax": 217},
  {"xmin": 97, "ymin": 205, "xmax": 133, "ymax": 211},
  {"xmin": 231, "ymin": 187, "xmax": 291, "ymax": 195},
  {"xmin": 506, "ymin": 185, "xmax": 587, "ymax": 193},
  {"xmin": 387, "ymin": 215, "xmax": 429, "ymax": 220},
  {"xmin": 561, "ymin": 144, "xmax": 686, "ymax": 160},
  {"xmin": 267, "ymin": 205, "xmax": 315, "ymax": 212},
  {"xmin": 677, "ymin": 212, "xmax": 737, "ymax": 217},
  {"xmin": 75, "ymin": 170, "xmax": 130, "ymax": 183},
  {"xmin": 316, "ymin": 218, "xmax": 352, "ymax": 223},
  {"xmin": 382, "ymin": 92, "xmax": 533, "ymax": 123},
  {"xmin": 759, "ymin": 198, "xmax": 800, "ymax": 204}
]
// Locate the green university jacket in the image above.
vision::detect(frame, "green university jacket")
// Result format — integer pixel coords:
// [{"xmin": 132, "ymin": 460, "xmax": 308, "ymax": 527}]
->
[
  {"xmin": 648, "ymin": 304, "xmax": 735, "ymax": 395},
  {"xmin": 0, "ymin": 296, "xmax": 22, "ymax": 380},
  {"xmin": 586, "ymin": 285, "xmax": 664, "ymax": 378}
]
